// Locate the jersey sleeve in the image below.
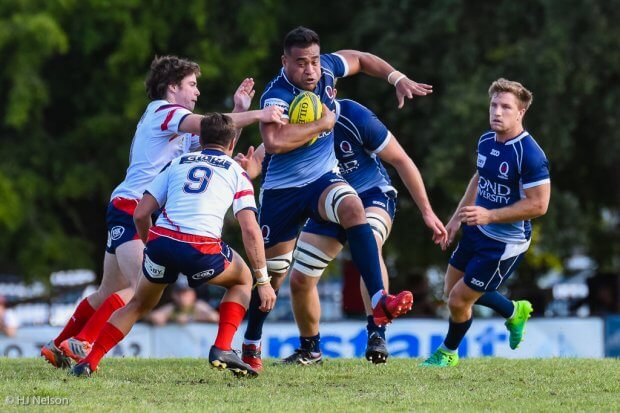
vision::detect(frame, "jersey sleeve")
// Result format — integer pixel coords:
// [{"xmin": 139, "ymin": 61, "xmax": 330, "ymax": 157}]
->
[
  {"xmin": 260, "ymin": 87, "xmax": 291, "ymax": 119},
  {"xmin": 144, "ymin": 161, "xmax": 171, "ymax": 206},
  {"xmin": 232, "ymin": 166, "xmax": 257, "ymax": 216},
  {"xmin": 521, "ymin": 140, "xmax": 550, "ymax": 189},
  {"xmin": 153, "ymin": 103, "xmax": 193, "ymax": 134},
  {"xmin": 183, "ymin": 134, "xmax": 202, "ymax": 153},
  {"xmin": 361, "ymin": 111, "xmax": 390, "ymax": 153},
  {"xmin": 322, "ymin": 53, "xmax": 349, "ymax": 78}
]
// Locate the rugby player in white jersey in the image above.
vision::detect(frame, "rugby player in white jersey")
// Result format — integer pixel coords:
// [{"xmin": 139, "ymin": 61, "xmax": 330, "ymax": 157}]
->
[
  {"xmin": 71, "ymin": 113, "xmax": 276, "ymax": 377},
  {"xmin": 421, "ymin": 79, "xmax": 550, "ymax": 367},
  {"xmin": 241, "ymin": 27, "xmax": 439, "ymax": 371},
  {"xmin": 41, "ymin": 56, "xmax": 283, "ymax": 368}
]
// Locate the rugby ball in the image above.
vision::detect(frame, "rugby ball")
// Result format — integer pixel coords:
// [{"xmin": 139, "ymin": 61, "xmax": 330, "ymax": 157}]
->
[{"xmin": 289, "ymin": 91, "xmax": 323, "ymax": 146}]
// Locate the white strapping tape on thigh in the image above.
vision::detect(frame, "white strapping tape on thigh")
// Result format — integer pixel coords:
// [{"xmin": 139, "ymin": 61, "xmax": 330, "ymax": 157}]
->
[
  {"xmin": 292, "ymin": 240, "xmax": 334, "ymax": 277},
  {"xmin": 266, "ymin": 251, "xmax": 293, "ymax": 274},
  {"xmin": 325, "ymin": 184, "xmax": 357, "ymax": 224},
  {"xmin": 366, "ymin": 212, "xmax": 390, "ymax": 244}
]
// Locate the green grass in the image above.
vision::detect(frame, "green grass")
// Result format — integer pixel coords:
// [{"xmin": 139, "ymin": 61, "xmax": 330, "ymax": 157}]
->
[{"xmin": 1, "ymin": 358, "xmax": 619, "ymax": 412}]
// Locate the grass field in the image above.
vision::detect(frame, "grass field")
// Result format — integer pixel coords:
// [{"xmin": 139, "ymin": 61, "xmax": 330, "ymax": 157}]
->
[{"xmin": 1, "ymin": 358, "xmax": 619, "ymax": 412}]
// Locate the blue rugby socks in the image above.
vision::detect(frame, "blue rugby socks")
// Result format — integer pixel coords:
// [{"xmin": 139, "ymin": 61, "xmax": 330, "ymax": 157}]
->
[
  {"xmin": 443, "ymin": 317, "xmax": 473, "ymax": 351},
  {"xmin": 346, "ymin": 224, "xmax": 384, "ymax": 298},
  {"xmin": 244, "ymin": 287, "xmax": 279, "ymax": 342},
  {"xmin": 300, "ymin": 334, "xmax": 321, "ymax": 353},
  {"xmin": 476, "ymin": 291, "xmax": 515, "ymax": 319},
  {"xmin": 366, "ymin": 315, "xmax": 386, "ymax": 339}
]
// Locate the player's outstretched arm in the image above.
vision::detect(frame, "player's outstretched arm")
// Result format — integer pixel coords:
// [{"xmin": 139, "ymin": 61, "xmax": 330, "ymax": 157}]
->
[
  {"xmin": 237, "ymin": 209, "xmax": 276, "ymax": 312},
  {"xmin": 377, "ymin": 134, "xmax": 447, "ymax": 246},
  {"xmin": 261, "ymin": 104, "xmax": 335, "ymax": 154},
  {"xmin": 234, "ymin": 144, "xmax": 265, "ymax": 180},
  {"xmin": 459, "ymin": 183, "xmax": 550, "ymax": 226},
  {"xmin": 177, "ymin": 106, "xmax": 285, "ymax": 136},
  {"xmin": 134, "ymin": 193, "xmax": 160, "ymax": 243},
  {"xmin": 336, "ymin": 49, "xmax": 433, "ymax": 109}
]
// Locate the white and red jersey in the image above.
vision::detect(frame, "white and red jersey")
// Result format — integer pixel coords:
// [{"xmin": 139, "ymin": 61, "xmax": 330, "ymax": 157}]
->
[
  {"xmin": 111, "ymin": 100, "xmax": 200, "ymax": 200},
  {"xmin": 145, "ymin": 149, "xmax": 257, "ymax": 239}
]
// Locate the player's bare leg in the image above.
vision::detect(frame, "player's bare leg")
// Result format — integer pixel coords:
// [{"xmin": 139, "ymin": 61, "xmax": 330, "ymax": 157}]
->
[
  {"xmin": 421, "ymin": 278, "xmax": 482, "ymax": 367},
  {"xmin": 285, "ymin": 232, "xmax": 340, "ymax": 365}
]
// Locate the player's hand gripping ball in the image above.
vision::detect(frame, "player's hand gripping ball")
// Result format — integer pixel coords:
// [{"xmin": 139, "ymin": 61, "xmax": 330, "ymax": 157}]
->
[{"xmin": 288, "ymin": 91, "xmax": 323, "ymax": 146}]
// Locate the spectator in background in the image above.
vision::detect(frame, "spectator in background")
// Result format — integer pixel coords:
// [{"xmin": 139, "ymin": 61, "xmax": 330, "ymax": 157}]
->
[
  {"xmin": 0, "ymin": 295, "xmax": 19, "ymax": 337},
  {"xmin": 148, "ymin": 279, "xmax": 219, "ymax": 325}
]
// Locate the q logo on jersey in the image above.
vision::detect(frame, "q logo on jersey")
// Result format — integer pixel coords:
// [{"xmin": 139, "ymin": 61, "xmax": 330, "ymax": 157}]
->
[
  {"xmin": 325, "ymin": 86, "xmax": 336, "ymax": 101},
  {"xmin": 261, "ymin": 225, "xmax": 271, "ymax": 243},
  {"xmin": 498, "ymin": 162, "xmax": 509, "ymax": 179},
  {"xmin": 340, "ymin": 141, "xmax": 354, "ymax": 157}
]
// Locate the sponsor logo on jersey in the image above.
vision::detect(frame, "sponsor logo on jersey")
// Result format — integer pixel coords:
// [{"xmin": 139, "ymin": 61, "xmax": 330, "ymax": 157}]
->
[
  {"xmin": 264, "ymin": 98, "xmax": 290, "ymax": 116},
  {"xmin": 470, "ymin": 278, "xmax": 485, "ymax": 288},
  {"xmin": 490, "ymin": 149, "xmax": 500, "ymax": 156},
  {"xmin": 144, "ymin": 255, "xmax": 165, "ymax": 279},
  {"xmin": 478, "ymin": 176, "xmax": 511, "ymax": 204},
  {"xmin": 339, "ymin": 140, "xmax": 354, "ymax": 157},
  {"xmin": 110, "ymin": 226, "xmax": 125, "ymax": 241},
  {"xmin": 498, "ymin": 162, "xmax": 509, "ymax": 179},
  {"xmin": 191, "ymin": 268, "xmax": 215, "ymax": 280},
  {"xmin": 372, "ymin": 200, "xmax": 387, "ymax": 208},
  {"xmin": 477, "ymin": 154, "xmax": 487, "ymax": 168},
  {"xmin": 261, "ymin": 225, "xmax": 270, "ymax": 243}
]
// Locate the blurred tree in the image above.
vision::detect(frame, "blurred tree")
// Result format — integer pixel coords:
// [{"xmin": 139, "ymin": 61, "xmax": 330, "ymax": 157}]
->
[{"xmin": 0, "ymin": 0, "xmax": 618, "ymax": 290}]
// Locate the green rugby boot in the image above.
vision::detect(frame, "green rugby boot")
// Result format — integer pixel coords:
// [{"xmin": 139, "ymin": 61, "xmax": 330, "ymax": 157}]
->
[
  {"xmin": 419, "ymin": 348, "xmax": 459, "ymax": 367},
  {"xmin": 505, "ymin": 300, "xmax": 533, "ymax": 349}
]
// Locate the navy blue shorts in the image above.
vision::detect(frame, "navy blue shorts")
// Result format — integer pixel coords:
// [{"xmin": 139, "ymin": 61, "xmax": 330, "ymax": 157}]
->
[
  {"xmin": 105, "ymin": 197, "xmax": 140, "ymax": 254},
  {"xmin": 449, "ymin": 225, "xmax": 530, "ymax": 292},
  {"xmin": 302, "ymin": 188, "xmax": 397, "ymax": 244},
  {"xmin": 142, "ymin": 226, "xmax": 233, "ymax": 288},
  {"xmin": 258, "ymin": 171, "xmax": 347, "ymax": 248}
]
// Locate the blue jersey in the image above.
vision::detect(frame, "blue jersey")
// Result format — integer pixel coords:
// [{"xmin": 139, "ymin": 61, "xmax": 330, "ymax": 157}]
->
[
  {"xmin": 259, "ymin": 53, "xmax": 348, "ymax": 189},
  {"xmin": 475, "ymin": 131, "xmax": 550, "ymax": 243},
  {"xmin": 334, "ymin": 99, "xmax": 394, "ymax": 194}
]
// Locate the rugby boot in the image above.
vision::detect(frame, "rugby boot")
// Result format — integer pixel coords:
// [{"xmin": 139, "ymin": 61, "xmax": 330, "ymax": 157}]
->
[
  {"xmin": 420, "ymin": 348, "xmax": 459, "ymax": 367},
  {"xmin": 241, "ymin": 343, "xmax": 263, "ymax": 372},
  {"xmin": 209, "ymin": 346, "xmax": 258, "ymax": 377},
  {"xmin": 60, "ymin": 337, "xmax": 92, "ymax": 362},
  {"xmin": 279, "ymin": 349, "xmax": 323, "ymax": 366},
  {"xmin": 505, "ymin": 300, "xmax": 533, "ymax": 349},
  {"xmin": 70, "ymin": 362, "xmax": 93, "ymax": 377},
  {"xmin": 41, "ymin": 340, "xmax": 72, "ymax": 369},
  {"xmin": 373, "ymin": 290, "xmax": 414, "ymax": 326},
  {"xmin": 365, "ymin": 332, "xmax": 388, "ymax": 364}
]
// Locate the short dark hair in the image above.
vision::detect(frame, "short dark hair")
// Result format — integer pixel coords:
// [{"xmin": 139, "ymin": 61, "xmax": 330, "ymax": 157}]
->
[
  {"xmin": 283, "ymin": 26, "xmax": 320, "ymax": 54},
  {"xmin": 200, "ymin": 113, "xmax": 236, "ymax": 147},
  {"xmin": 145, "ymin": 55, "xmax": 201, "ymax": 100}
]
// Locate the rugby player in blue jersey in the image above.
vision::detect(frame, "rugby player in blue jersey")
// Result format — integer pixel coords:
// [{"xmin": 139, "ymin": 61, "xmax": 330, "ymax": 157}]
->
[
  {"xmin": 238, "ymin": 97, "xmax": 447, "ymax": 364},
  {"xmin": 240, "ymin": 27, "xmax": 436, "ymax": 371},
  {"xmin": 421, "ymin": 78, "xmax": 550, "ymax": 367}
]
